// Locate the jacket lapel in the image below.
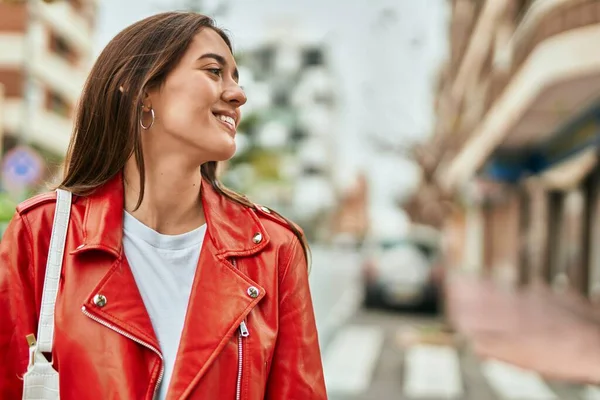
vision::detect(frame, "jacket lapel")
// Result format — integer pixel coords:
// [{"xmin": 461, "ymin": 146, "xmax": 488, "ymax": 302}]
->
[
  {"xmin": 167, "ymin": 179, "xmax": 269, "ymax": 398},
  {"xmin": 80, "ymin": 256, "xmax": 161, "ymax": 352},
  {"xmin": 74, "ymin": 174, "xmax": 160, "ymax": 353},
  {"xmin": 167, "ymin": 241, "xmax": 265, "ymax": 398}
]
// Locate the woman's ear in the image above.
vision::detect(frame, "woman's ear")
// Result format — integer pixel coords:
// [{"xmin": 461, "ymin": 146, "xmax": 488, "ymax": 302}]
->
[{"xmin": 141, "ymin": 91, "xmax": 153, "ymax": 112}]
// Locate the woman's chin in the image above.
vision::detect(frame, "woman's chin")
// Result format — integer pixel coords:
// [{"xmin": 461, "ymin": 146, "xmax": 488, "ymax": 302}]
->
[
  {"xmin": 184, "ymin": 137, "xmax": 236, "ymax": 165},
  {"xmin": 210, "ymin": 142, "xmax": 237, "ymax": 162}
]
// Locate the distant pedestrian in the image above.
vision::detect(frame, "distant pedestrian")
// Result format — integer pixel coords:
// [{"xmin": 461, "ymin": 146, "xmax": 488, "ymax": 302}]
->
[{"xmin": 0, "ymin": 12, "xmax": 326, "ymax": 400}]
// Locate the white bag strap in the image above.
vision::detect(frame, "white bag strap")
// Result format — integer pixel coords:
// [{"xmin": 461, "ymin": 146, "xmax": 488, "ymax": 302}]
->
[{"xmin": 36, "ymin": 189, "xmax": 72, "ymax": 353}]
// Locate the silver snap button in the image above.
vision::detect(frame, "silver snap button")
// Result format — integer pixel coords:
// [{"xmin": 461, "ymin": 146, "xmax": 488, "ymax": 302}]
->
[
  {"xmin": 260, "ymin": 206, "xmax": 271, "ymax": 214},
  {"xmin": 93, "ymin": 294, "xmax": 107, "ymax": 307},
  {"xmin": 252, "ymin": 233, "xmax": 263, "ymax": 244},
  {"xmin": 247, "ymin": 286, "xmax": 259, "ymax": 298}
]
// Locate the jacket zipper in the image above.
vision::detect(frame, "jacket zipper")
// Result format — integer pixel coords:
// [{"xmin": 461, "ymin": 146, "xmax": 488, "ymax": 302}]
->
[
  {"xmin": 237, "ymin": 320, "xmax": 249, "ymax": 400},
  {"xmin": 232, "ymin": 259, "xmax": 249, "ymax": 400},
  {"xmin": 81, "ymin": 306, "xmax": 164, "ymax": 399}
]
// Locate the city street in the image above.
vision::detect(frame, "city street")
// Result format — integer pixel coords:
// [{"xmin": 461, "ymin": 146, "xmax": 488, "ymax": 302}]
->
[
  {"xmin": 309, "ymin": 244, "xmax": 363, "ymax": 348},
  {"xmin": 4, "ymin": 1, "xmax": 600, "ymax": 399},
  {"xmin": 310, "ymin": 245, "xmax": 600, "ymax": 400}
]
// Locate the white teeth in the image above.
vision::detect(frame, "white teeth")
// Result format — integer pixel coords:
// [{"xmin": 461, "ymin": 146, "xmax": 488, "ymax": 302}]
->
[{"xmin": 217, "ymin": 114, "xmax": 235, "ymax": 127}]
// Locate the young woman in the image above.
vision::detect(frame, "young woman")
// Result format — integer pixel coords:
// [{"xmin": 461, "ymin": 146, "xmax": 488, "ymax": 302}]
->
[{"xmin": 0, "ymin": 12, "xmax": 327, "ymax": 400}]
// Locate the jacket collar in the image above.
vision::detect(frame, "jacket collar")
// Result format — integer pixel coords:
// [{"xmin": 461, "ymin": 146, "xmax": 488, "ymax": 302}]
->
[
  {"xmin": 76, "ymin": 172, "xmax": 269, "ymax": 258},
  {"xmin": 77, "ymin": 173, "xmax": 268, "ymax": 397}
]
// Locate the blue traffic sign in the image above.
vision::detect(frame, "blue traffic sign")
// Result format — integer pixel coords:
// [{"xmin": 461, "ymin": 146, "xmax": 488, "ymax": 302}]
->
[{"xmin": 2, "ymin": 146, "xmax": 44, "ymax": 189}]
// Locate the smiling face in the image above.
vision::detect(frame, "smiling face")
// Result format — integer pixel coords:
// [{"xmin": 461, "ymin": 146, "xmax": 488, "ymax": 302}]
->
[{"xmin": 143, "ymin": 28, "xmax": 247, "ymax": 164}]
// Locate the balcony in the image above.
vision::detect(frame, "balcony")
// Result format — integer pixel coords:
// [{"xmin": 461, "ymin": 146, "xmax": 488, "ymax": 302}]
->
[
  {"xmin": 512, "ymin": 0, "xmax": 597, "ymax": 73},
  {"xmin": 440, "ymin": 0, "xmax": 600, "ymax": 190},
  {"xmin": 33, "ymin": 0, "xmax": 93, "ymax": 56},
  {"xmin": 449, "ymin": 0, "xmax": 480, "ymax": 78},
  {"xmin": 451, "ymin": 0, "xmax": 508, "ymax": 106},
  {"xmin": 0, "ymin": 34, "xmax": 25, "ymax": 67},
  {"xmin": 486, "ymin": 0, "xmax": 600, "ymax": 112},
  {"xmin": 30, "ymin": 49, "xmax": 86, "ymax": 105},
  {"xmin": 3, "ymin": 98, "xmax": 71, "ymax": 155}
]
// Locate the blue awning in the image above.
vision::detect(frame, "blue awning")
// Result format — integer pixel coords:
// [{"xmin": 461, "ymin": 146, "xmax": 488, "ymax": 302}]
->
[{"xmin": 482, "ymin": 102, "xmax": 600, "ymax": 183}]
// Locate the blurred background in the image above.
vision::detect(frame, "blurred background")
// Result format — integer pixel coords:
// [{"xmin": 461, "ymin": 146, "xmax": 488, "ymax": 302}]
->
[{"xmin": 2, "ymin": 0, "xmax": 600, "ymax": 399}]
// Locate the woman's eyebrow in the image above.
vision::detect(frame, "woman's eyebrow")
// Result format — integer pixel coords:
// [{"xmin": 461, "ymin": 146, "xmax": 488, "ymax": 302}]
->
[{"xmin": 197, "ymin": 53, "xmax": 239, "ymax": 82}]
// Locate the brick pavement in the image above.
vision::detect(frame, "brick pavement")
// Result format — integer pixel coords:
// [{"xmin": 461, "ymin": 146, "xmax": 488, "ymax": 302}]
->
[{"xmin": 445, "ymin": 273, "xmax": 600, "ymax": 385}]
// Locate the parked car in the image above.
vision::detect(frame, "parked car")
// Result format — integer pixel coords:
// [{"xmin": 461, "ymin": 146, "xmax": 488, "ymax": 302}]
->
[{"xmin": 360, "ymin": 225, "xmax": 443, "ymax": 311}]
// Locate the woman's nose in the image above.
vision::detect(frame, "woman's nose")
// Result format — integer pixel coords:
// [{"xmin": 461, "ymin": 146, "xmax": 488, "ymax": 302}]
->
[{"xmin": 223, "ymin": 83, "xmax": 247, "ymax": 107}]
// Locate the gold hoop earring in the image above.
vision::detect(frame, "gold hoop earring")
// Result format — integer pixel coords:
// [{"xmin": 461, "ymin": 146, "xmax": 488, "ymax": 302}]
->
[{"xmin": 140, "ymin": 108, "xmax": 155, "ymax": 130}]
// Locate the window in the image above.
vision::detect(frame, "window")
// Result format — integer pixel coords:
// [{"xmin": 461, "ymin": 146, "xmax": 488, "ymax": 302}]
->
[
  {"xmin": 47, "ymin": 91, "xmax": 71, "ymax": 118},
  {"xmin": 302, "ymin": 48, "xmax": 323, "ymax": 67},
  {"xmin": 49, "ymin": 32, "xmax": 76, "ymax": 64}
]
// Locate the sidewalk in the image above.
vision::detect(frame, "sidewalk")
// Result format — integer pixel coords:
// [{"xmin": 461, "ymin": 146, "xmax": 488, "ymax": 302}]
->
[{"xmin": 445, "ymin": 273, "xmax": 600, "ymax": 385}]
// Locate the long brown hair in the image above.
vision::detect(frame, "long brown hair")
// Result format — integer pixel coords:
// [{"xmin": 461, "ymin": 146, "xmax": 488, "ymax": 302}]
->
[{"xmin": 59, "ymin": 12, "xmax": 310, "ymax": 264}]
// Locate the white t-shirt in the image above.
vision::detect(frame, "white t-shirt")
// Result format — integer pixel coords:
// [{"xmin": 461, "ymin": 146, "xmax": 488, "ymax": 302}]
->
[{"xmin": 122, "ymin": 211, "xmax": 206, "ymax": 400}]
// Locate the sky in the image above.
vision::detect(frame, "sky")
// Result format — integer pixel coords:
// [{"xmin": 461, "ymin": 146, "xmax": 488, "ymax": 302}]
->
[
  {"xmin": 95, "ymin": 0, "xmax": 448, "ymax": 140},
  {"xmin": 94, "ymin": 0, "xmax": 449, "ymax": 232}
]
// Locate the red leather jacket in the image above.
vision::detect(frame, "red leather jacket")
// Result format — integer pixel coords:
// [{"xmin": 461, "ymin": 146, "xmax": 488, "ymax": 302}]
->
[{"xmin": 0, "ymin": 175, "xmax": 327, "ymax": 399}]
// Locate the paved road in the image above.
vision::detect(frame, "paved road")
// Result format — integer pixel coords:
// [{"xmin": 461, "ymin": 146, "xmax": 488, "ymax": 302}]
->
[
  {"xmin": 306, "ymin": 247, "xmax": 599, "ymax": 400},
  {"xmin": 320, "ymin": 307, "xmax": 599, "ymax": 400},
  {"xmin": 324, "ymin": 309, "xmax": 495, "ymax": 400},
  {"xmin": 309, "ymin": 244, "xmax": 362, "ymax": 348}
]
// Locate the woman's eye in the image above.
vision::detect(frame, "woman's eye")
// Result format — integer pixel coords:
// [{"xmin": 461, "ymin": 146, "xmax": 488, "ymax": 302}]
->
[{"xmin": 208, "ymin": 68, "xmax": 223, "ymax": 77}]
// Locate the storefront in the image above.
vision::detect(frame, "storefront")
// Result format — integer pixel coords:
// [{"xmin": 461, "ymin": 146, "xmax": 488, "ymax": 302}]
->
[{"xmin": 480, "ymin": 102, "xmax": 600, "ymax": 298}]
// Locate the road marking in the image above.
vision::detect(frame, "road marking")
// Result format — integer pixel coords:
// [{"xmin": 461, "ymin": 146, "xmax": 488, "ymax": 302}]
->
[
  {"xmin": 323, "ymin": 325, "xmax": 384, "ymax": 395},
  {"xmin": 403, "ymin": 344, "xmax": 464, "ymax": 399},
  {"xmin": 482, "ymin": 359, "xmax": 558, "ymax": 399},
  {"xmin": 323, "ymin": 285, "xmax": 362, "ymax": 335}
]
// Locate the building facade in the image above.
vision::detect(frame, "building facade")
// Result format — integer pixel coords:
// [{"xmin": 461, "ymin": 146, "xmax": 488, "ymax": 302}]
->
[
  {"xmin": 424, "ymin": 0, "xmax": 600, "ymax": 382},
  {"xmin": 0, "ymin": 0, "xmax": 97, "ymax": 163}
]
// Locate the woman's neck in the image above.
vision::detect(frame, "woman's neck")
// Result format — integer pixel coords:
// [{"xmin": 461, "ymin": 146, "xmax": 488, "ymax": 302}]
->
[{"xmin": 123, "ymin": 156, "xmax": 206, "ymax": 235}]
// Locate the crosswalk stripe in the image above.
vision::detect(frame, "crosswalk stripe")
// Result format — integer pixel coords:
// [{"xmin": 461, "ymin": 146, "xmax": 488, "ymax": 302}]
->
[
  {"xmin": 403, "ymin": 344, "xmax": 464, "ymax": 399},
  {"xmin": 482, "ymin": 359, "xmax": 558, "ymax": 399},
  {"xmin": 323, "ymin": 325, "xmax": 385, "ymax": 395}
]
